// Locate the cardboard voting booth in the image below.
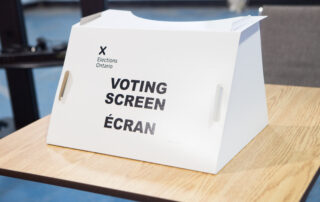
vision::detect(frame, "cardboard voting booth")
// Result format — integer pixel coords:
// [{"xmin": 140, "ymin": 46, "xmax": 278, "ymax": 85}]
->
[{"xmin": 47, "ymin": 10, "xmax": 268, "ymax": 174}]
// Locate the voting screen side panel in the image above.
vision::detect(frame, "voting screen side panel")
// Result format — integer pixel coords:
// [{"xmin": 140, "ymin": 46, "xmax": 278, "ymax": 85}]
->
[{"xmin": 215, "ymin": 23, "xmax": 268, "ymax": 173}]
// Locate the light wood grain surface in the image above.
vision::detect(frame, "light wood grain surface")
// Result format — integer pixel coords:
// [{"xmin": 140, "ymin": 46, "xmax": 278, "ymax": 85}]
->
[{"xmin": 0, "ymin": 84, "xmax": 320, "ymax": 201}]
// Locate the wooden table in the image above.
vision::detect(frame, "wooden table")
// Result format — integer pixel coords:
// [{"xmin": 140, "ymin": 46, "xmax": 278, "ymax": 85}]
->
[{"xmin": 0, "ymin": 84, "xmax": 320, "ymax": 202}]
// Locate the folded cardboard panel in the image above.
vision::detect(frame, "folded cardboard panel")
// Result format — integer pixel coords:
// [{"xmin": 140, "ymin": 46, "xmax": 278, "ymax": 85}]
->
[{"xmin": 47, "ymin": 10, "xmax": 268, "ymax": 174}]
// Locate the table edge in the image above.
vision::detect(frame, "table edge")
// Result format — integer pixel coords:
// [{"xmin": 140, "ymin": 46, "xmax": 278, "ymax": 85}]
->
[
  {"xmin": 300, "ymin": 167, "xmax": 320, "ymax": 202},
  {"xmin": 0, "ymin": 168, "xmax": 175, "ymax": 202}
]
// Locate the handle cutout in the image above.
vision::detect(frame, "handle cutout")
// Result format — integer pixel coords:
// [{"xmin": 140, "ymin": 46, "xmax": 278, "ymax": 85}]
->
[
  {"xmin": 59, "ymin": 70, "xmax": 70, "ymax": 101},
  {"xmin": 213, "ymin": 84, "xmax": 223, "ymax": 122}
]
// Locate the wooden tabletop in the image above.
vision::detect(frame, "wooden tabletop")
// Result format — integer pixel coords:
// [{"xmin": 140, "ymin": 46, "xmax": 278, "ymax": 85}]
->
[{"xmin": 0, "ymin": 84, "xmax": 320, "ymax": 202}]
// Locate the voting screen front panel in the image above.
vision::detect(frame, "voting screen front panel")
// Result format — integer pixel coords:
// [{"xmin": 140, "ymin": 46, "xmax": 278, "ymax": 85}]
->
[{"xmin": 47, "ymin": 27, "xmax": 239, "ymax": 172}]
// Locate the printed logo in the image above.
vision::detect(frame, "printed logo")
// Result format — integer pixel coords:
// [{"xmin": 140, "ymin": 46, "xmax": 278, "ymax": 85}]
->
[
  {"xmin": 96, "ymin": 45, "xmax": 118, "ymax": 68},
  {"xmin": 99, "ymin": 46, "xmax": 107, "ymax": 55}
]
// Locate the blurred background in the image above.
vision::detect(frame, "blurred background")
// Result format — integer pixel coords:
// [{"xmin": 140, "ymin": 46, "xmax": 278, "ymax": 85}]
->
[{"xmin": 0, "ymin": 0, "xmax": 319, "ymax": 201}]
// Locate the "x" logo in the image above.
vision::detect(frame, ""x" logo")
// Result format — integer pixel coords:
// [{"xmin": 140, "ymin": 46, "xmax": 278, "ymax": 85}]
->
[{"xmin": 99, "ymin": 46, "xmax": 107, "ymax": 55}]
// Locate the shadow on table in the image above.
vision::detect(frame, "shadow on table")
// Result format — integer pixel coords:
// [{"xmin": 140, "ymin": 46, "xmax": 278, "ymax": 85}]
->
[{"xmin": 0, "ymin": 118, "xmax": 15, "ymax": 139}]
